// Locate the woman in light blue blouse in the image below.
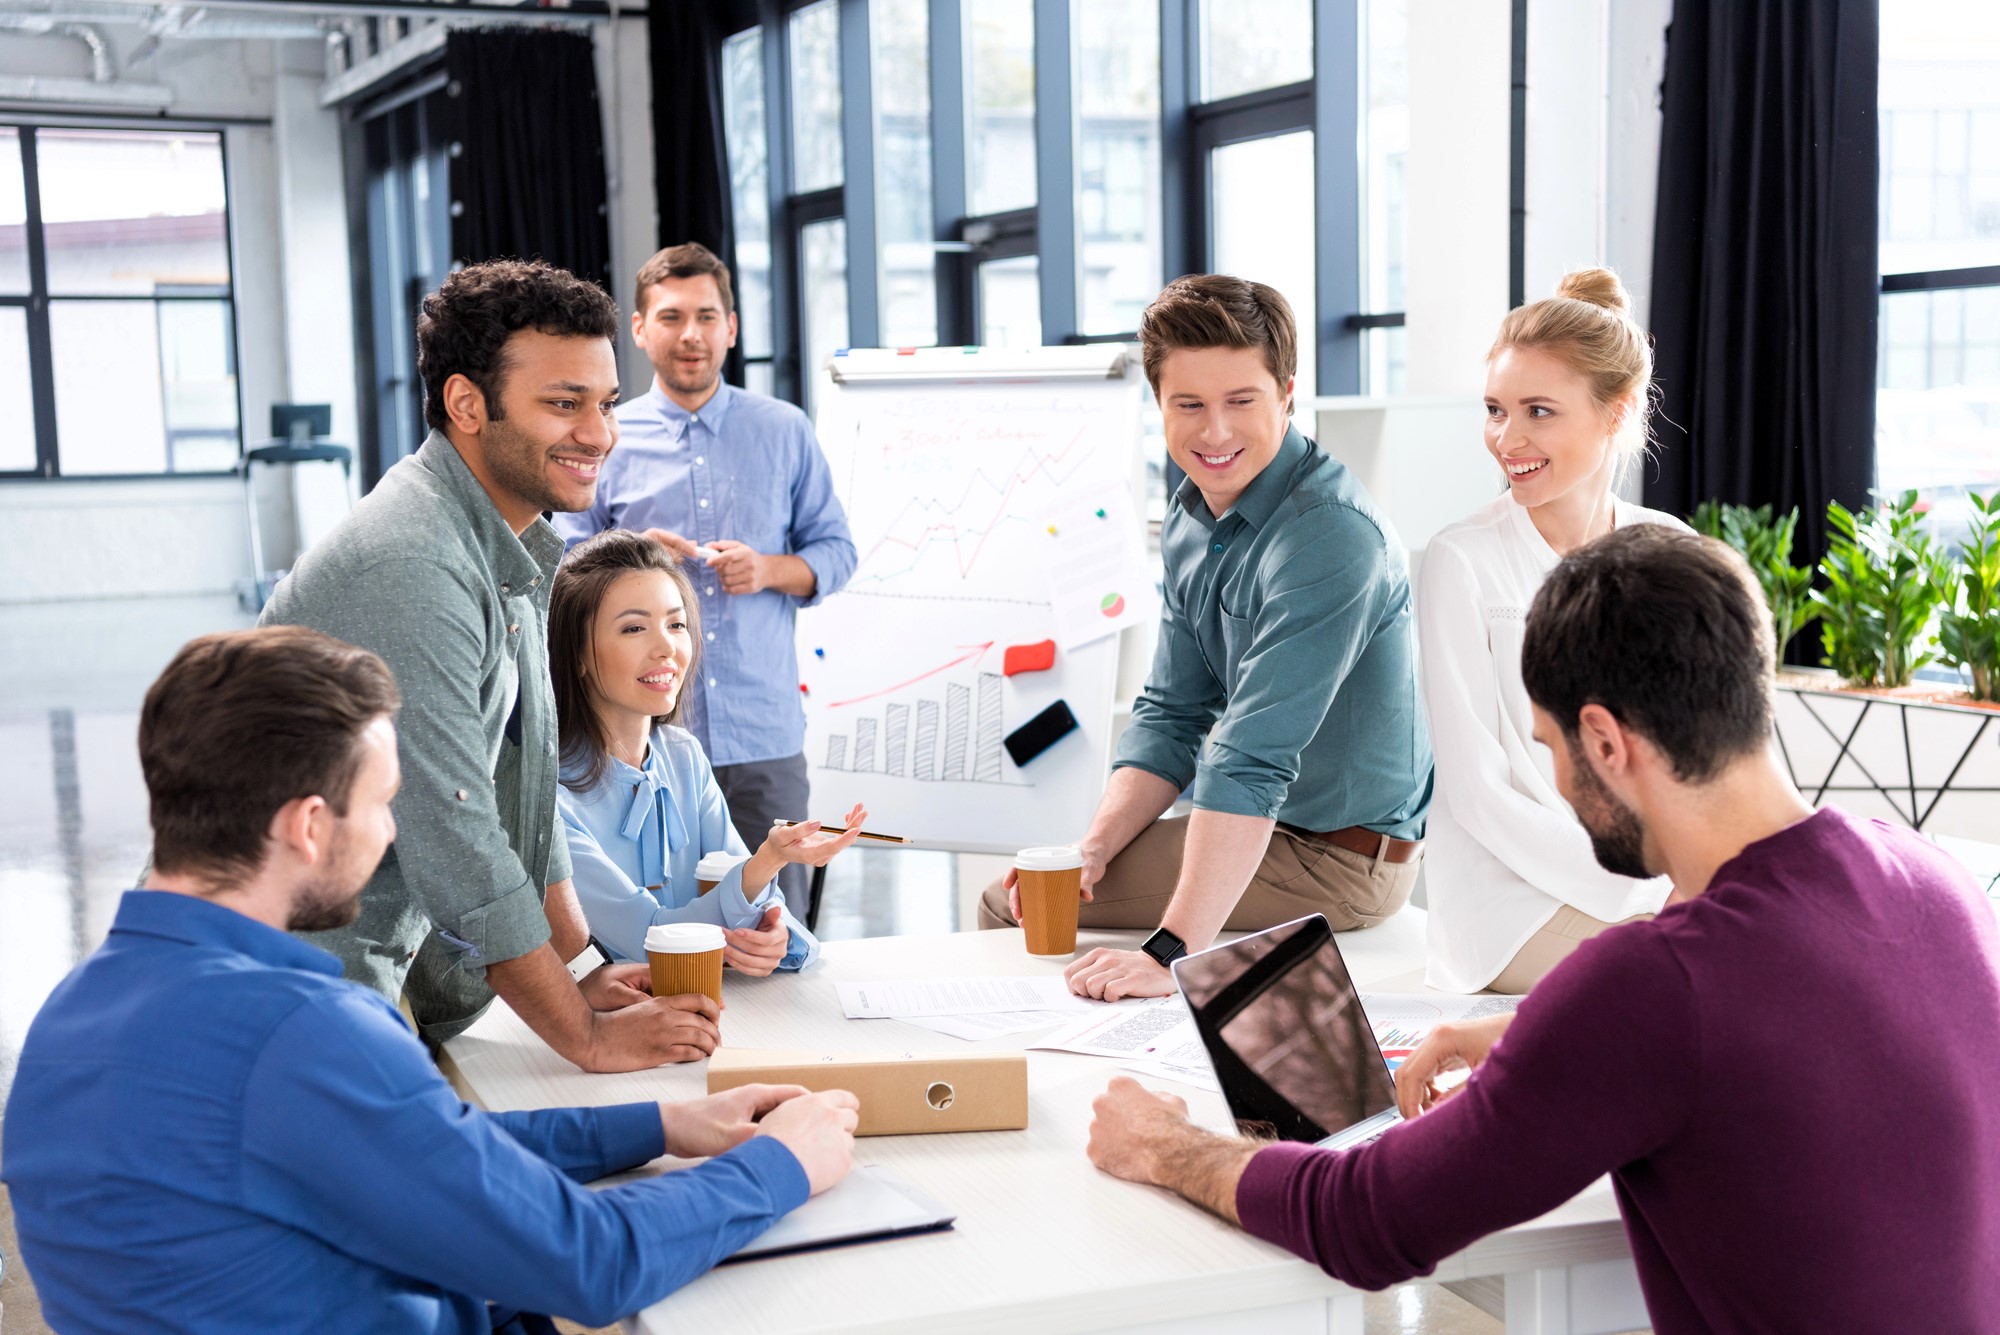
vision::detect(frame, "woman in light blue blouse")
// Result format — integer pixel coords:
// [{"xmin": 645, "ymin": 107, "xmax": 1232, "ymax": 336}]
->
[{"xmin": 550, "ymin": 530, "xmax": 864, "ymax": 971}]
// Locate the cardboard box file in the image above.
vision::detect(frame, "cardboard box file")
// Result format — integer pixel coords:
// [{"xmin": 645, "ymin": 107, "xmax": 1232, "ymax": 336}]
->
[{"xmin": 707, "ymin": 1049, "xmax": 1029, "ymax": 1137}]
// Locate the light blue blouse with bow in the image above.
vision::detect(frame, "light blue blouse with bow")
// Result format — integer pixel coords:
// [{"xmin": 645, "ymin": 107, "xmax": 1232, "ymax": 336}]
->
[{"xmin": 557, "ymin": 726, "xmax": 819, "ymax": 970}]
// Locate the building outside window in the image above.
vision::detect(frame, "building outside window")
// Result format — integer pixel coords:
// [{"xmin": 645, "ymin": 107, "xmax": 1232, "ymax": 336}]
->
[
  {"xmin": 1876, "ymin": 1, "xmax": 2000, "ymax": 536},
  {"xmin": 0, "ymin": 125, "xmax": 240, "ymax": 477}
]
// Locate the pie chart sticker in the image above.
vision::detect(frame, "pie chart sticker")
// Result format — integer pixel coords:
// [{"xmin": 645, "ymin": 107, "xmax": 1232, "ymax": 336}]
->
[{"xmin": 1100, "ymin": 592, "xmax": 1125, "ymax": 618}]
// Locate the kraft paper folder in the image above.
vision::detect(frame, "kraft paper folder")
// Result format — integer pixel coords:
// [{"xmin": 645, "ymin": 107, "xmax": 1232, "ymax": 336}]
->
[{"xmin": 707, "ymin": 1049, "xmax": 1030, "ymax": 1136}]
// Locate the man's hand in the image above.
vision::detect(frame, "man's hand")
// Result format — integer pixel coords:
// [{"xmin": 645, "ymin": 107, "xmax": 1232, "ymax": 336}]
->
[
  {"xmin": 1001, "ymin": 839, "xmax": 1107, "ymax": 923},
  {"xmin": 1086, "ymin": 1076, "xmax": 1191, "ymax": 1186},
  {"xmin": 754, "ymin": 1089, "xmax": 861, "ymax": 1195},
  {"xmin": 580, "ymin": 993, "xmax": 723, "ymax": 1072},
  {"xmin": 661, "ymin": 1083, "xmax": 812, "ymax": 1159},
  {"xmin": 704, "ymin": 539, "xmax": 769, "ymax": 595},
  {"xmin": 576, "ymin": 960, "xmax": 654, "ymax": 1011},
  {"xmin": 1065, "ymin": 947, "xmax": 1175, "ymax": 1001},
  {"xmin": 642, "ymin": 527, "xmax": 701, "ymax": 562},
  {"xmin": 1086, "ymin": 1077, "xmax": 1256, "ymax": 1225},
  {"xmin": 723, "ymin": 905, "xmax": 791, "ymax": 976},
  {"xmin": 1393, "ymin": 1013, "xmax": 1514, "ymax": 1118}
]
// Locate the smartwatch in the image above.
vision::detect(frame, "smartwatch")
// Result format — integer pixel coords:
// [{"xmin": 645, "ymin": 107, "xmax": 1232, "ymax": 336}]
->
[
  {"xmin": 1139, "ymin": 926, "xmax": 1188, "ymax": 969},
  {"xmin": 564, "ymin": 938, "xmax": 610, "ymax": 982}
]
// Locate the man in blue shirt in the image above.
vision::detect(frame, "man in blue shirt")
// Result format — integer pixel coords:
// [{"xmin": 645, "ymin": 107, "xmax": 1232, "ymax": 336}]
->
[
  {"xmin": 557, "ymin": 243, "xmax": 857, "ymax": 918},
  {"xmin": 2, "ymin": 626, "xmax": 858, "ymax": 1334},
  {"xmin": 983, "ymin": 275, "xmax": 1433, "ymax": 1000}
]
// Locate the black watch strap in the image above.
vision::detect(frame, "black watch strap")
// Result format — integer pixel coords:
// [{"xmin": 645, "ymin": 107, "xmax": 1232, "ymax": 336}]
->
[{"xmin": 1140, "ymin": 926, "xmax": 1188, "ymax": 968}]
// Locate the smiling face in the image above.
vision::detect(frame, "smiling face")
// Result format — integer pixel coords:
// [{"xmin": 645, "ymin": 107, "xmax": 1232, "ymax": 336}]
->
[
  {"xmin": 583, "ymin": 569, "xmax": 696, "ymax": 736},
  {"xmin": 1483, "ymin": 344, "xmax": 1629, "ymax": 508},
  {"xmin": 1157, "ymin": 345, "xmax": 1294, "ymax": 516},
  {"xmin": 460, "ymin": 327, "xmax": 621, "ymax": 525},
  {"xmin": 633, "ymin": 272, "xmax": 738, "ymax": 408}
]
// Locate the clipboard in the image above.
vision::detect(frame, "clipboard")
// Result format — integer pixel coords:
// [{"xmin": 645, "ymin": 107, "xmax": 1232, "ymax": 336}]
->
[{"xmin": 720, "ymin": 1164, "xmax": 955, "ymax": 1264}]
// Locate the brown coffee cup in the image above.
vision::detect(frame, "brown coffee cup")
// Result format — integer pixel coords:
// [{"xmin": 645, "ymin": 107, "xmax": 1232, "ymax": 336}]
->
[
  {"xmin": 1014, "ymin": 845, "xmax": 1084, "ymax": 956},
  {"xmin": 645, "ymin": 922, "xmax": 726, "ymax": 1007},
  {"xmin": 695, "ymin": 851, "xmax": 746, "ymax": 897}
]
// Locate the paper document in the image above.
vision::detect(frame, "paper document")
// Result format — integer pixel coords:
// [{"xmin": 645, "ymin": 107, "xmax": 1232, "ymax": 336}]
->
[
  {"xmin": 1038, "ymin": 481, "xmax": 1158, "ymax": 650},
  {"xmin": 1361, "ymin": 993, "xmax": 1520, "ymax": 1069},
  {"xmin": 837, "ymin": 977, "xmax": 1103, "ymax": 1020},
  {"xmin": 898, "ymin": 1009, "xmax": 1076, "ymax": 1041},
  {"xmin": 1027, "ymin": 999, "xmax": 1223, "ymax": 1092}
]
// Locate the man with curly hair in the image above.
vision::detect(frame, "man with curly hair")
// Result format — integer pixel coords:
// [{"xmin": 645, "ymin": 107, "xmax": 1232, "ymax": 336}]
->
[{"xmin": 262, "ymin": 259, "xmax": 715, "ymax": 1070}]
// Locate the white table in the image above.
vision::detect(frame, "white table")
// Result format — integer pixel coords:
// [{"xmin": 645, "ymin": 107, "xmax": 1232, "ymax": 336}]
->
[{"xmin": 445, "ymin": 916, "xmax": 1649, "ymax": 1335}]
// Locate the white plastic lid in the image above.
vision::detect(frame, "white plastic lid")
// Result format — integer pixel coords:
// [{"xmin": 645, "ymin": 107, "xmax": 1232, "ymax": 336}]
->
[
  {"xmin": 644, "ymin": 921, "xmax": 726, "ymax": 954},
  {"xmin": 1013, "ymin": 844, "xmax": 1084, "ymax": 871},
  {"xmin": 695, "ymin": 851, "xmax": 748, "ymax": 879}
]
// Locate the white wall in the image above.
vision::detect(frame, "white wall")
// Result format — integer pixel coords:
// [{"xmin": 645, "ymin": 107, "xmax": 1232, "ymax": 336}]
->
[
  {"xmin": 1403, "ymin": 0, "xmax": 1512, "ymax": 399},
  {"xmin": 598, "ymin": 13, "xmax": 662, "ymax": 399}
]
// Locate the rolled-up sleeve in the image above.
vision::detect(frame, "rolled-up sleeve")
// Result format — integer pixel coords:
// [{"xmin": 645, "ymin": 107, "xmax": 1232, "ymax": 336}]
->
[
  {"xmin": 312, "ymin": 558, "xmax": 550, "ymax": 970},
  {"xmin": 1115, "ymin": 585, "xmax": 1224, "ymax": 791},
  {"xmin": 1192, "ymin": 510, "xmax": 1387, "ymax": 819},
  {"xmin": 787, "ymin": 426, "xmax": 857, "ymax": 608}
]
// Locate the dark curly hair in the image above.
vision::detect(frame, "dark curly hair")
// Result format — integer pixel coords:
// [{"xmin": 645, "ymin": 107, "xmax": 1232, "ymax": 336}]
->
[{"xmin": 416, "ymin": 259, "xmax": 620, "ymax": 434}]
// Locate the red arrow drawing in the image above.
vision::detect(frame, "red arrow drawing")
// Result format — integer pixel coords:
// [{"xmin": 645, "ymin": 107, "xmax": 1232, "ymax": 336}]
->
[{"xmin": 825, "ymin": 642, "xmax": 996, "ymax": 708}]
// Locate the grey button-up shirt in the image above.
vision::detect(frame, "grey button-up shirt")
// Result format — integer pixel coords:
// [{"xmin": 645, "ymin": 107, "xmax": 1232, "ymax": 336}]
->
[
  {"xmin": 1116, "ymin": 427, "xmax": 1433, "ymax": 839},
  {"xmin": 261, "ymin": 432, "xmax": 570, "ymax": 1042}
]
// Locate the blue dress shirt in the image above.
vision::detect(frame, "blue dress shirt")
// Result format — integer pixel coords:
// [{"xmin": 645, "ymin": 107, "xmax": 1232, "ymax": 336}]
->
[
  {"xmin": 554, "ymin": 381, "xmax": 858, "ymax": 766},
  {"xmin": 1, "ymin": 891, "xmax": 810, "ymax": 1334},
  {"xmin": 558, "ymin": 726, "xmax": 820, "ymax": 968}
]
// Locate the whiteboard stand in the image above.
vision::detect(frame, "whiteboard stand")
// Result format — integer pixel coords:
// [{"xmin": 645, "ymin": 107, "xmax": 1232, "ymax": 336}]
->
[{"xmin": 799, "ymin": 345, "xmax": 1151, "ymax": 856}]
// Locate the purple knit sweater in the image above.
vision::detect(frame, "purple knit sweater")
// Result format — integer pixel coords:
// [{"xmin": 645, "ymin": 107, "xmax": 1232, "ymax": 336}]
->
[{"xmin": 1235, "ymin": 808, "xmax": 2000, "ymax": 1332}]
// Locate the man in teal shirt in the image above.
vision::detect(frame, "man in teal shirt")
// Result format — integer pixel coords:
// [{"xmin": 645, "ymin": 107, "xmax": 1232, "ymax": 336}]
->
[{"xmin": 981, "ymin": 274, "xmax": 1432, "ymax": 1000}]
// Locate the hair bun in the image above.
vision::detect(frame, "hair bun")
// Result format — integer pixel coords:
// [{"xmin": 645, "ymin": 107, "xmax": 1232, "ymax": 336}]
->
[{"xmin": 1555, "ymin": 267, "xmax": 1630, "ymax": 315}]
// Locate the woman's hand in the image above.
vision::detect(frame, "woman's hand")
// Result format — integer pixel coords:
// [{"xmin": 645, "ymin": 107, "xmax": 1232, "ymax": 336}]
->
[
  {"xmin": 740, "ymin": 804, "xmax": 868, "ymax": 897},
  {"xmin": 724, "ymin": 904, "xmax": 791, "ymax": 975}
]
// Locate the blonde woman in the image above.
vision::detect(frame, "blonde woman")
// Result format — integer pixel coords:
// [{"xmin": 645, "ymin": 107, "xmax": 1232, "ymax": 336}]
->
[{"xmin": 1420, "ymin": 269, "xmax": 1686, "ymax": 994}]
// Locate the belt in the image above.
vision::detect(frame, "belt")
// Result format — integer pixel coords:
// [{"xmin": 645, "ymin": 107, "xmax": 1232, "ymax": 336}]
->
[{"xmin": 1303, "ymin": 824, "xmax": 1424, "ymax": 865}]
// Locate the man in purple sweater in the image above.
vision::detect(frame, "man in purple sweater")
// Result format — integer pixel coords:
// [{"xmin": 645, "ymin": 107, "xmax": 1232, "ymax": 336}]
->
[{"xmin": 1085, "ymin": 526, "xmax": 2000, "ymax": 1332}]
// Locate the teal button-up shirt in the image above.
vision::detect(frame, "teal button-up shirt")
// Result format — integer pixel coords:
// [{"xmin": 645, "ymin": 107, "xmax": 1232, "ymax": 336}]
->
[
  {"xmin": 1116, "ymin": 427, "xmax": 1432, "ymax": 838},
  {"xmin": 261, "ymin": 432, "xmax": 570, "ymax": 1043}
]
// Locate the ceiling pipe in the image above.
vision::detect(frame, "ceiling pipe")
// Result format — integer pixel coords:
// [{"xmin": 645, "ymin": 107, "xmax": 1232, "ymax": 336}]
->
[{"xmin": 0, "ymin": 14, "xmax": 115, "ymax": 82}]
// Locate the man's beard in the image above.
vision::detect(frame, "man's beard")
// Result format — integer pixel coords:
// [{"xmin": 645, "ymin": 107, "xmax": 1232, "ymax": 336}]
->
[
  {"xmin": 1566, "ymin": 741, "xmax": 1652, "ymax": 880},
  {"xmin": 287, "ymin": 830, "xmax": 371, "ymax": 934},
  {"xmin": 481, "ymin": 414, "xmax": 579, "ymax": 514},
  {"xmin": 661, "ymin": 351, "xmax": 719, "ymax": 398}
]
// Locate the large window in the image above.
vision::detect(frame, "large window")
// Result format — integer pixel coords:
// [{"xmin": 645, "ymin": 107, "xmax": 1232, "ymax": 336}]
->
[
  {"xmin": 717, "ymin": 0, "xmax": 1396, "ymax": 412},
  {"xmin": 0, "ymin": 124, "xmax": 240, "ymax": 478},
  {"xmin": 1877, "ymin": 2, "xmax": 2000, "ymax": 530}
]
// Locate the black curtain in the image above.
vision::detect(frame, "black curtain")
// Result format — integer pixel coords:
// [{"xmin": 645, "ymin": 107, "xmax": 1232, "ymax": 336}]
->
[
  {"xmin": 646, "ymin": 1, "xmax": 742, "ymax": 385},
  {"xmin": 444, "ymin": 28, "xmax": 611, "ymax": 290},
  {"xmin": 1647, "ymin": 0, "xmax": 1879, "ymax": 574}
]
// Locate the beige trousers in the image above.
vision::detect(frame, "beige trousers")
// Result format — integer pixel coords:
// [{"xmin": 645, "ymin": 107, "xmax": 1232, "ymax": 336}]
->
[
  {"xmin": 977, "ymin": 816, "xmax": 1420, "ymax": 935},
  {"xmin": 1487, "ymin": 902, "xmax": 1655, "ymax": 995}
]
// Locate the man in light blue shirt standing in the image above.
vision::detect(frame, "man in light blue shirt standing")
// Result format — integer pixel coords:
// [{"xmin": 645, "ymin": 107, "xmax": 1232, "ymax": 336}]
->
[{"xmin": 557, "ymin": 243, "xmax": 855, "ymax": 918}]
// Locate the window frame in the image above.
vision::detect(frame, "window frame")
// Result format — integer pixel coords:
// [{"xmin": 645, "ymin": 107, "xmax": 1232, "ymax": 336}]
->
[
  {"xmin": 718, "ymin": 0, "xmax": 1394, "ymax": 407},
  {"xmin": 0, "ymin": 117, "xmax": 246, "ymax": 482}
]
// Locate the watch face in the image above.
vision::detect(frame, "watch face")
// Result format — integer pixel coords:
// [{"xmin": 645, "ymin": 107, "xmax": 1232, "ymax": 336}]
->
[{"xmin": 1144, "ymin": 929, "xmax": 1185, "ymax": 966}]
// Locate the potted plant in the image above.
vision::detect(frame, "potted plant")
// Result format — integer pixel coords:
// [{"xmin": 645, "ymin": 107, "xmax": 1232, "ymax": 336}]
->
[
  {"xmin": 1939, "ymin": 491, "xmax": 2000, "ymax": 703},
  {"xmin": 1691, "ymin": 501, "xmax": 1819, "ymax": 662},
  {"xmin": 1810, "ymin": 489, "xmax": 1953, "ymax": 690}
]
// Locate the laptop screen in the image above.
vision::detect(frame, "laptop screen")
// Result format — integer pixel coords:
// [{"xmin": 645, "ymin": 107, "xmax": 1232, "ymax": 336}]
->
[{"xmin": 1176, "ymin": 914, "xmax": 1398, "ymax": 1145}]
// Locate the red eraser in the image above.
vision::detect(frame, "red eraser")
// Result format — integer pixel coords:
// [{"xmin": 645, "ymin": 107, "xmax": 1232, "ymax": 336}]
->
[{"xmin": 1002, "ymin": 640, "xmax": 1057, "ymax": 676}]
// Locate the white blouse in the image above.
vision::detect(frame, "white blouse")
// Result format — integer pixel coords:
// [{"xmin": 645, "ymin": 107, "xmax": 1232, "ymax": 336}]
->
[{"xmin": 1417, "ymin": 491, "xmax": 1683, "ymax": 992}]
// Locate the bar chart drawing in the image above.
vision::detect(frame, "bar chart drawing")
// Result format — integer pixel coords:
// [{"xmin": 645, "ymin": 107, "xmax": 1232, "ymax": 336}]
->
[{"xmin": 824, "ymin": 671, "xmax": 1022, "ymax": 786}]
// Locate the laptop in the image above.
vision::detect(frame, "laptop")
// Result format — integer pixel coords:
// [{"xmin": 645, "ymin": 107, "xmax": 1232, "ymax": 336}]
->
[{"xmin": 1171, "ymin": 913, "xmax": 1402, "ymax": 1150}]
